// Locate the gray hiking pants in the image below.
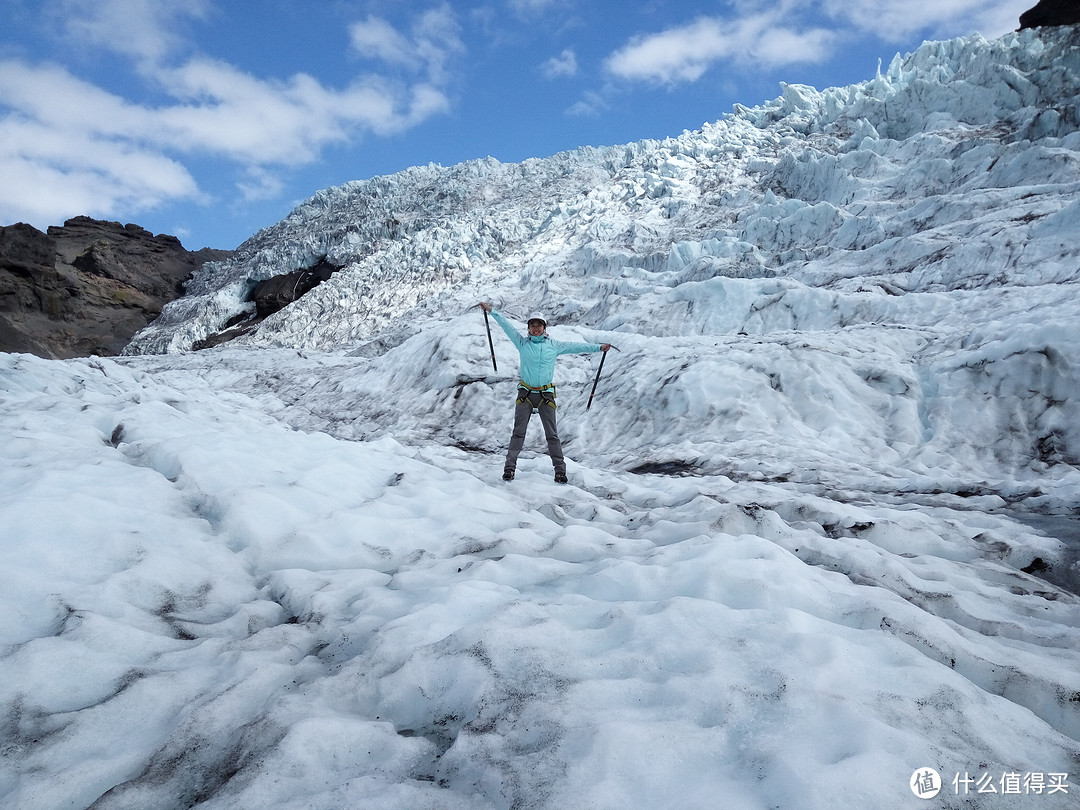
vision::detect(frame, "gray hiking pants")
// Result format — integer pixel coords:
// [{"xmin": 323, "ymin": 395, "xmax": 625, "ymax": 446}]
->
[{"xmin": 504, "ymin": 388, "xmax": 564, "ymax": 474}]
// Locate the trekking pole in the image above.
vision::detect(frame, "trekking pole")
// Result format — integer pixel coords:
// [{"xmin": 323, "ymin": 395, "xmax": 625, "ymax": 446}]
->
[
  {"xmin": 586, "ymin": 345, "xmax": 618, "ymax": 410},
  {"xmin": 482, "ymin": 308, "xmax": 498, "ymax": 372}
]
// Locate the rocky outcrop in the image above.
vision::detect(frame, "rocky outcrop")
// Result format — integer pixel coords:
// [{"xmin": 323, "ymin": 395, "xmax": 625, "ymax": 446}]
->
[
  {"xmin": 250, "ymin": 257, "xmax": 341, "ymax": 319},
  {"xmin": 0, "ymin": 217, "xmax": 232, "ymax": 358},
  {"xmin": 192, "ymin": 257, "xmax": 343, "ymax": 350},
  {"xmin": 1019, "ymin": 0, "xmax": 1080, "ymax": 28}
]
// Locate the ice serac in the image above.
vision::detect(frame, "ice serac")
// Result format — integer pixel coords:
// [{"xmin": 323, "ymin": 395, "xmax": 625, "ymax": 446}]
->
[
  {"xmin": 127, "ymin": 26, "xmax": 1079, "ymax": 355},
  {"xmin": 124, "ymin": 27, "xmax": 1080, "ymax": 498}
]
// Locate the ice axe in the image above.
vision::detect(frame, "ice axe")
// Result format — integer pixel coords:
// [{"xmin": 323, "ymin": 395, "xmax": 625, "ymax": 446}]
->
[
  {"xmin": 587, "ymin": 344, "xmax": 619, "ymax": 410},
  {"xmin": 482, "ymin": 307, "xmax": 497, "ymax": 372}
]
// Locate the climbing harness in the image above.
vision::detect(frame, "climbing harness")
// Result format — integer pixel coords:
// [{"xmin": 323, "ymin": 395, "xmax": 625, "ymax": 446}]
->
[{"xmin": 517, "ymin": 382, "xmax": 556, "ymax": 412}]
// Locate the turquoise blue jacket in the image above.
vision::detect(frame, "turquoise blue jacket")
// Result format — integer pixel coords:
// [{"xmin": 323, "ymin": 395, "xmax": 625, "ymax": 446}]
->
[{"xmin": 490, "ymin": 310, "xmax": 602, "ymax": 388}]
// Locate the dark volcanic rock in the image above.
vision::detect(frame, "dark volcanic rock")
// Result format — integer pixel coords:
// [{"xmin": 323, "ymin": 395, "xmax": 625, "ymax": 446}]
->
[
  {"xmin": 250, "ymin": 257, "xmax": 341, "ymax": 318},
  {"xmin": 0, "ymin": 217, "xmax": 232, "ymax": 358},
  {"xmin": 192, "ymin": 257, "xmax": 342, "ymax": 350},
  {"xmin": 1019, "ymin": 0, "xmax": 1080, "ymax": 28}
]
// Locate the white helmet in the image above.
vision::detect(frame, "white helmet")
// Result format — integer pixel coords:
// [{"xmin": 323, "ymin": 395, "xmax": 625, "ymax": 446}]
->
[{"xmin": 527, "ymin": 313, "xmax": 547, "ymax": 327}]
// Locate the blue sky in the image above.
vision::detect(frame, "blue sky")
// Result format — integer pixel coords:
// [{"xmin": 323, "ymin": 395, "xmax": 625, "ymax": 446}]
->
[{"xmin": 0, "ymin": 0, "xmax": 1033, "ymax": 250}]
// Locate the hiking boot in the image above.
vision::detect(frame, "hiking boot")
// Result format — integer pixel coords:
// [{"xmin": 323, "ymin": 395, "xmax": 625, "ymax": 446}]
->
[
  {"xmin": 554, "ymin": 471, "xmax": 568, "ymax": 484},
  {"xmin": 503, "ymin": 470, "xmax": 515, "ymax": 481}
]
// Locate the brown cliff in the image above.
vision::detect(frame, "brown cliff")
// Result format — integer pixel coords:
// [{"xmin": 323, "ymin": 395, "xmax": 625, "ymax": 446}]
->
[{"xmin": 0, "ymin": 217, "xmax": 232, "ymax": 358}]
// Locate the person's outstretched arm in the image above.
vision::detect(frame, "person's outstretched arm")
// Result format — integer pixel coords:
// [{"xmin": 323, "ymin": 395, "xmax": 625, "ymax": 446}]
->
[
  {"xmin": 479, "ymin": 302, "xmax": 526, "ymax": 347},
  {"xmin": 553, "ymin": 338, "xmax": 611, "ymax": 355}
]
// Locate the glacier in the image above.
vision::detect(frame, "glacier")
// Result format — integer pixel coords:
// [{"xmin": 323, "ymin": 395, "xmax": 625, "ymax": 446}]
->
[{"xmin": 2, "ymin": 25, "xmax": 1080, "ymax": 810}]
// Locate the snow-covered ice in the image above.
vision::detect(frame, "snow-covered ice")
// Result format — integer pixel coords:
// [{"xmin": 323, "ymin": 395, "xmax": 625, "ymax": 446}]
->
[
  {"xmin": 4, "ymin": 25, "xmax": 1080, "ymax": 810},
  {"xmin": 3, "ymin": 350, "xmax": 1077, "ymax": 808}
]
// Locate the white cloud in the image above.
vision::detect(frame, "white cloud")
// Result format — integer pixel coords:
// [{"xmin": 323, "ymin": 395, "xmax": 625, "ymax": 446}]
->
[
  {"xmin": 236, "ymin": 166, "xmax": 285, "ymax": 204},
  {"xmin": 602, "ymin": 0, "xmax": 1022, "ymax": 87},
  {"xmin": 751, "ymin": 27, "xmax": 835, "ymax": 67},
  {"xmin": 0, "ymin": 111, "xmax": 201, "ymax": 227},
  {"xmin": 56, "ymin": 0, "xmax": 211, "ymax": 69},
  {"xmin": 0, "ymin": 59, "xmax": 142, "ymax": 136},
  {"xmin": 509, "ymin": 0, "xmax": 564, "ymax": 16},
  {"xmin": 566, "ymin": 90, "xmax": 609, "ymax": 117},
  {"xmin": 413, "ymin": 5, "xmax": 467, "ymax": 84},
  {"xmin": 605, "ymin": 14, "xmax": 834, "ymax": 84},
  {"xmin": 0, "ymin": 3, "xmax": 460, "ymax": 229},
  {"xmin": 150, "ymin": 57, "xmax": 447, "ymax": 162},
  {"xmin": 542, "ymin": 49, "xmax": 578, "ymax": 79},
  {"xmin": 822, "ymin": 0, "xmax": 1026, "ymax": 41},
  {"xmin": 0, "ymin": 57, "xmax": 202, "ymax": 226},
  {"xmin": 349, "ymin": 5, "xmax": 464, "ymax": 85},
  {"xmin": 349, "ymin": 17, "xmax": 419, "ymax": 70}
]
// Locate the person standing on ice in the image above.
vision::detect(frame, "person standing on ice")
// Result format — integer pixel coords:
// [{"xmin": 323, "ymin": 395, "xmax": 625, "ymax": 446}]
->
[{"xmin": 479, "ymin": 302, "xmax": 610, "ymax": 483}]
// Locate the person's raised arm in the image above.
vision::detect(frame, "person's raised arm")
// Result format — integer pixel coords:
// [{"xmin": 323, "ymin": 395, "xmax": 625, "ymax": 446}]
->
[
  {"xmin": 554, "ymin": 338, "xmax": 610, "ymax": 356},
  {"xmin": 478, "ymin": 302, "xmax": 525, "ymax": 346}
]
